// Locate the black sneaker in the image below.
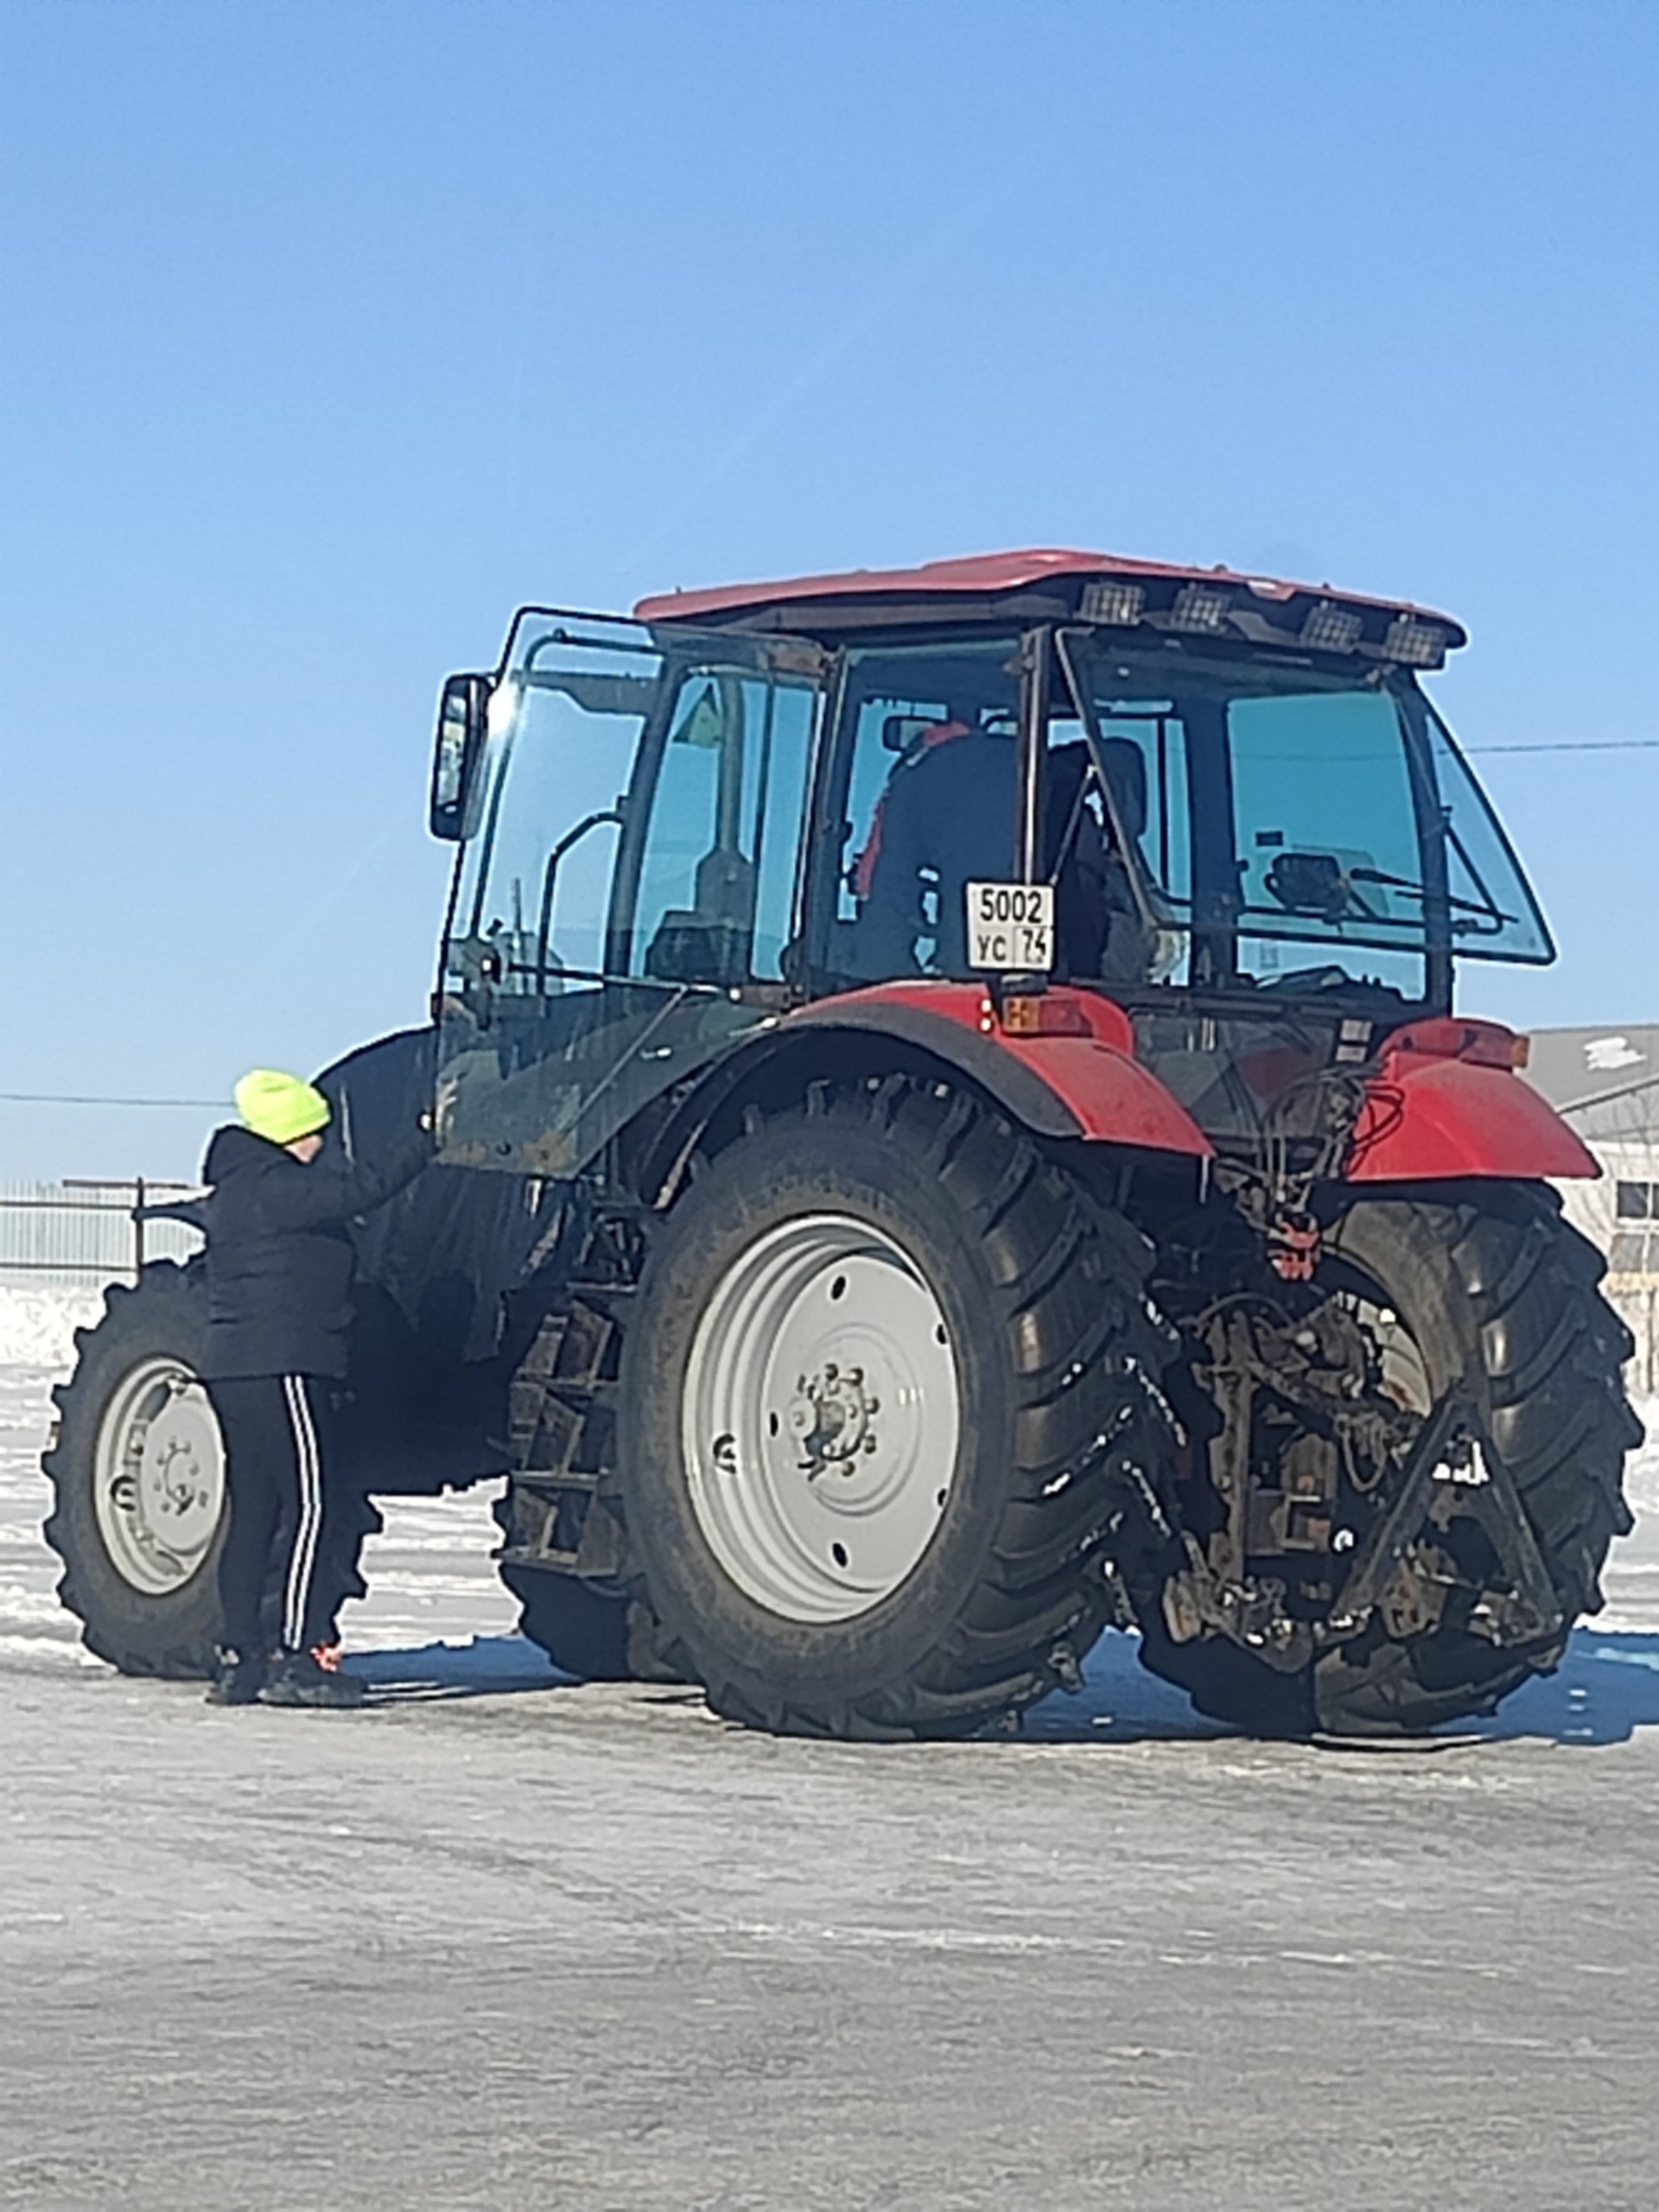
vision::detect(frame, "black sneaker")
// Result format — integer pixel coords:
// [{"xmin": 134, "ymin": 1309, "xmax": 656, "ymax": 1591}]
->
[
  {"xmin": 205, "ymin": 1648, "xmax": 267, "ymax": 1706},
  {"xmin": 259, "ymin": 1648, "xmax": 367, "ymax": 1709}
]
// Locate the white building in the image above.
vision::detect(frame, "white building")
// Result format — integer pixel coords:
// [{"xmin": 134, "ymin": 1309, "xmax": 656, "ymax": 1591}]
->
[{"xmin": 1522, "ymin": 1025, "xmax": 1659, "ymax": 1389}]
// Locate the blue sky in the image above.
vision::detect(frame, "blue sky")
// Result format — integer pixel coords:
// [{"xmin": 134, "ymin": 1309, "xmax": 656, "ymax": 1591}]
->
[{"xmin": 3, "ymin": 0, "xmax": 1656, "ymax": 1180}]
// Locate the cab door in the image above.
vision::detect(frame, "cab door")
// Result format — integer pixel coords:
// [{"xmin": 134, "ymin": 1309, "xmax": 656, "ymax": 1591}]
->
[{"xmin": 436, "ymin": 612, "xmax": 827, "ymax": 1177}]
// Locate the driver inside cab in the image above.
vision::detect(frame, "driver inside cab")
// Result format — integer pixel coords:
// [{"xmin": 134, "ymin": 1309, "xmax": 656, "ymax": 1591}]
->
[{"xmin": 851, "ymin": 712, "xmax": 1157, "ymax": 986}]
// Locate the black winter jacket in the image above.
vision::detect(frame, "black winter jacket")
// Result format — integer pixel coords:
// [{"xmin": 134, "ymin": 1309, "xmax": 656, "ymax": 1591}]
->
[{"xmin": 198, "ymin": 1123, "xmax": 431, "ymax": 1381}]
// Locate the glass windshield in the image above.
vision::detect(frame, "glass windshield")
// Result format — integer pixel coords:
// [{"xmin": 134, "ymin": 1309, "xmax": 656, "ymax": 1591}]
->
[
  {"xmin": 1412, "ymin": 688, "xmax": 1554, "ymax": 963},
  {"xmin": 622, "ymin": 656, "xmax": 820, "ymax": 986},
  {"xmin": 435, "ymin": 610, "xmax": 827, "ymax": 1179},
  {"xmin": 448, "ymin": 612, "xmax": 823, "ymax": 995},
  {"xmin": 450, "ymin": 614, "xmax": 655, "ymax": 988},
  {"xmin": 1061, "ymin": 638, "xmax": 1552, "ymax": 993}
]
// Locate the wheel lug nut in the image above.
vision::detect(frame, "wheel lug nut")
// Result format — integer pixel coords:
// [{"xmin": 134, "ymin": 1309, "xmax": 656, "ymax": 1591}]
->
[
  {"xmin": 866, "ymin": 1396, "xmax": 880, "ymax": 1414},
  {"xmin": 863, "ymin": 1435, "xmax": 878, "ymax": 1453}
]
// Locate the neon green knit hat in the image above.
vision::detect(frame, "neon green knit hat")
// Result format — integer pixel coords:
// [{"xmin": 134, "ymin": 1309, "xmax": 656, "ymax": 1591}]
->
[{"xmin": 233, "ymin": 1069, "xmax": 331, "ymax": 1147}]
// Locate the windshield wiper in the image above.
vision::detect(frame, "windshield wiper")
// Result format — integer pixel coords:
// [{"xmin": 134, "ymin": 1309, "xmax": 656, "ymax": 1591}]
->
[{"xmin": 1348, "ymin": 865, "xmax": 1516, "ymax": 928}]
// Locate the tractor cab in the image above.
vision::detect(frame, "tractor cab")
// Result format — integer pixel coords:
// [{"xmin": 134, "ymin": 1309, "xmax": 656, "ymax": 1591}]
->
[{"xmin": 429, "ymin": 550, "xmax": 1551, "ymax": 1183}]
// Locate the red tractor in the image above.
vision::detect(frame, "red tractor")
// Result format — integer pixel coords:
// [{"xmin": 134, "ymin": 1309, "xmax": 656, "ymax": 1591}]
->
[{"xmin": 46, "ymin": 550, "xmax": 1638, "ymax": 1736}]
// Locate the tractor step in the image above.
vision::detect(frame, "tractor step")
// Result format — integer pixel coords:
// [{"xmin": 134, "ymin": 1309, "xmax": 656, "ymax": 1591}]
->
[{"xmin": 498, "ymin": 1471, "xmax": 626, "ymax": 1580}]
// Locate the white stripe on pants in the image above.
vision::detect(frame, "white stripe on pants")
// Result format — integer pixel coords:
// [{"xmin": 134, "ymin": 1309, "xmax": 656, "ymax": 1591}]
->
[{"xmin": 281, "ymin": 1374, "xmax": 324, "ymax": 1651}]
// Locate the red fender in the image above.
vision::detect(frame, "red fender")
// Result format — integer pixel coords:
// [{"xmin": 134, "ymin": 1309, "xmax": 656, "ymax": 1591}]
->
[
  {"xmin": 1346, "ymin": 1018, "xmax": 1598, "ymax": 1183},
  {"xmin": 786, "ymin": 982, "xmax": 1211, "ymax": 1157}
]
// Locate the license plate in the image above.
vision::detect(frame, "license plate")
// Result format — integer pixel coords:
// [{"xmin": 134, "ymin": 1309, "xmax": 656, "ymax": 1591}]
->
[{"xmin": 964, "ymin": 881, "xmax": 1055, "ymax": 972}]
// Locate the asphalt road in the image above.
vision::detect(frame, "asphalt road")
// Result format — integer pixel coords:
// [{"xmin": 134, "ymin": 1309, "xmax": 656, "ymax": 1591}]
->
[{"xmin": 5, "ymin": 1321, "xmax": 1659, "ymax": 2210}]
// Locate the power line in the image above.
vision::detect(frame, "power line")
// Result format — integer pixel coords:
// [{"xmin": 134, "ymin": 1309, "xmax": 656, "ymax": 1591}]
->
[
  {"xmin": 0, "ymin": 1092, "xmax": 224, "ymax": 1109},
  {"xmin": 1468, "ymin": 739, "xmax": 1659, "ymax": 754}
]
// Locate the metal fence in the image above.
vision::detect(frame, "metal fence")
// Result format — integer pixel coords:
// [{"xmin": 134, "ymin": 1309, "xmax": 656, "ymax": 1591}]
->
[{"xmin": 0, "ymin": 1180, "xmax": 204, "ymax": 1288}]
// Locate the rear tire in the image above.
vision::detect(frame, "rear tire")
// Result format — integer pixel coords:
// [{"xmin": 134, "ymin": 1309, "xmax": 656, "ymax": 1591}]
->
[
  {"xmin": 614, "ymin": 1077, "xmax": 1175, "ymax": 1739},
  {"xmin": 1314, "ymin": 1183, "xmax": 1637, "ymax": 1733},
  {"xmin": 1139, "ymin": 1183, "xmax": 1639, "ymax": 1736}
]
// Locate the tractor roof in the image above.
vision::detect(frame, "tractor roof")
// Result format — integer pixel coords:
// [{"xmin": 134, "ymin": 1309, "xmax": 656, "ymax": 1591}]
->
[{"xmin": 633, "ymin": 549, "xmax": 1467, "ymax": 668}]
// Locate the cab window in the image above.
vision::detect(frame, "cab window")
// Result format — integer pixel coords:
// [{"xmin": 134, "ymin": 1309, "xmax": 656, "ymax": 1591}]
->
[{"xmin": 821, "ymin": 640, "xmax": 1020, "ymax": 980}]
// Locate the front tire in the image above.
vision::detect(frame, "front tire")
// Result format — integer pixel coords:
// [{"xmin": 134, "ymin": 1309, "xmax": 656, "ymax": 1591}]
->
[
  {"xmin": 614, "ymin": 1078, "xmax": 1174, "ymax": 1739},
  {"xmin": 43, "ymin": 1263, "xmax": 228, "ymax": 1677},
  {"xmin": 44, "ymin": 1261, "xmax": 387, "ymax": 1677},
  {"xmin": 498, "ymin": 1559, "xmax": 633, "ymax": 1680}
]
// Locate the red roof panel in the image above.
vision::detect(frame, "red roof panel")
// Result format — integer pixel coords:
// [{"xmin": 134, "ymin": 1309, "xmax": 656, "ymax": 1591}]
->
[{"xmin": 633, "ymin": 547, "xmax": 1463, "ymax": 639}]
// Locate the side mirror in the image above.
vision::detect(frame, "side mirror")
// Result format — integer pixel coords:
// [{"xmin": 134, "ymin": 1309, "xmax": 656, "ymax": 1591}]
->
[{"xmin": 429, "ymin": 673, "xmax": 490, "ymax": 841}]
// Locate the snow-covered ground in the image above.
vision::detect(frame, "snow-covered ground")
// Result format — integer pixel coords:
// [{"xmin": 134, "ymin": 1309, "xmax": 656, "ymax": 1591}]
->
[{"xmin": 9, "ymin": 1283, "xmax": 1659, "ymax": 2210}]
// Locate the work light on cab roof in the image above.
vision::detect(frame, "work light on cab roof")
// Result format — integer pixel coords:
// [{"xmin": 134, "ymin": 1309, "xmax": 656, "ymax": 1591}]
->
[{"xmin": 632, "ymin": 547, "xmax": 1464, "ymax": 669}]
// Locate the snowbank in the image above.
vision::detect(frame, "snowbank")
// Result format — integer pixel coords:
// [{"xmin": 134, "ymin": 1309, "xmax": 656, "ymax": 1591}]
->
[{"xmin": 0, "ymin": 1283, "xmax": 105, "ymax": 1372}]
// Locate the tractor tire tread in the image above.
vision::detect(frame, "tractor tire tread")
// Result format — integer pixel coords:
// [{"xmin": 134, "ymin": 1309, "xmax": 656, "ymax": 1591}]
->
[
  {"xmin": 1316, "ymin": 1183, "xmax": 1637, "ymax": 1734},
  {"xmin": 614, "ymin": 1075, "xmax": 1177, "ymax": 1740}
]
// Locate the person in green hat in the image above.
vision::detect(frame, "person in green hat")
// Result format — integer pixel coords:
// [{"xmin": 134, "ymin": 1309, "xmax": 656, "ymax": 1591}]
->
[{"xmin": 197, "ymin": 1068, "xmax": 433, "ymax": 1707}]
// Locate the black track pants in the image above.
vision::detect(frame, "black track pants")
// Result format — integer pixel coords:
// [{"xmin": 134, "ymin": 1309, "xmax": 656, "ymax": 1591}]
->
[{"xmin": 206, "ymin": 1374, "xmax": 339, "ymax": 1656}]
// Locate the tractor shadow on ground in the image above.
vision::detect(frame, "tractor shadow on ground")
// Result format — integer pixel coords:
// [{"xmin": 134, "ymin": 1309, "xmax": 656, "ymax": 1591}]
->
[
  {"xmin": 340, "ymin": 1627, "xmax": 1659, "ymax": 1746},
  {"xmin": 1454, "ymin": 1629, "xmax": 1659, "ymax": 1746},
  {"xmin": 342, "ymin": 1636, "xmax": 570, "ymax": 1704},
  {"xmin": 1021, "ymin": 1627, "xmax": 1659, "ymax": 1749},
  {"xmin": 1021, "ymin": 1630, "xmax": 1233, "ymax": 1745}
]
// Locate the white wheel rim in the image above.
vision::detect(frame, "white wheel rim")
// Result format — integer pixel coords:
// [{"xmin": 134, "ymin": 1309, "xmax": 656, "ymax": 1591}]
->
[
  {"xmin": 92, "ymin": 1355, "xmax": 226, "ymax": 1594},
  {"xmin": 683, "ymin": 1213, "xmax": 961, "ymax": 1624}
]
